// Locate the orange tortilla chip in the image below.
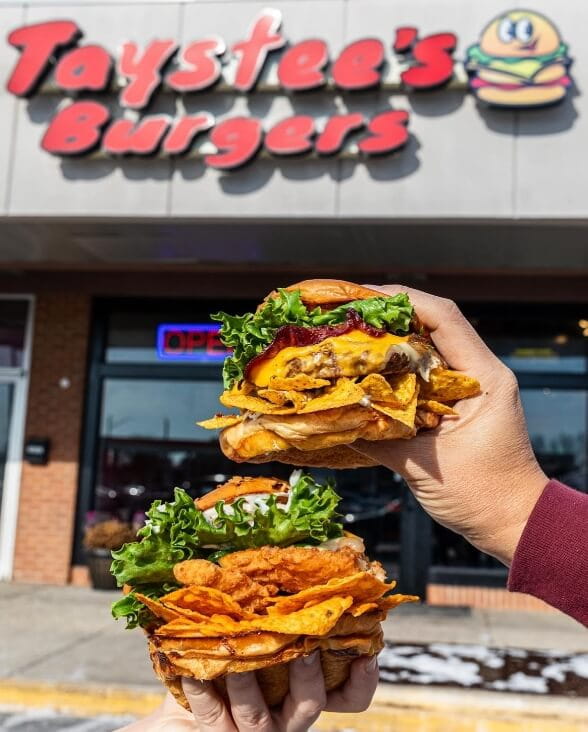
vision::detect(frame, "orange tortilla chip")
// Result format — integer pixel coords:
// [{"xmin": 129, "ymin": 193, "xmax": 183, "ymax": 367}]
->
[
  {"xmin": 243, "ymin": 596, "xmax": 354, "ymax": 635},
  {"xmin": 197, "ymin": 415, "xmax": 243, "ymax": 429},
  {"xmin": 377, "ymin": 594, "xmax": 420, "ymax": 610},
  {"xmin": 135, "ymin": 594, "xmax": 184, "ymax": 623},
  {"xmin": 361, "ymin": 373, "xmax": 416, "ymax": 408},
  {"xmin": 155, "ymin": 596, "xmax": 354, "ymax": 638},
  {"xmin": 268, "ymin": 375, "xmax": 330, "ymax": 391},
  {"xmin": 161, "ymin": 602, "xmax": 212, "ymax": 623},
  {"xmin": 417, "ymin": 399, "xmax": 457, "ymax": 416},
  {"xmin": 154, "ymin": 615, "xmax": 240, "ymax": 638},
  {"xmin": 348, "ymin": 602, "xmax": 379, "ymax": 617},
  {"xmin": 420, "ymin": 368, "xmax": 480, "ymax": 401},
  {"xmin": 160, "ymin": 586, "xmax": 248, "ymax": 619},
  {"xmin": 298, "ymin": 378, "xmax": 364, "ymax": 414},
  {"xmin": 372, "ymin": 388, "xmax": 418, "ymax": 429},
  {"xmin": 266, "ymin": 573, "xmax": 396, "ymax": 614},
  {"xmin": 257, "ymin": 389, "xmax": 308, "ymax": 410},
  {"xmin": 220, "ymin": 388, "xmax": 297, "ymax": 414}
]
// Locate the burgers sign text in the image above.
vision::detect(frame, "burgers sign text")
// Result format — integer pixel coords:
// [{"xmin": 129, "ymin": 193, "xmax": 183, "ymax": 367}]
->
[{"xmin": 5, "ymin": 8, "xmax": 573, "ymax": 171}]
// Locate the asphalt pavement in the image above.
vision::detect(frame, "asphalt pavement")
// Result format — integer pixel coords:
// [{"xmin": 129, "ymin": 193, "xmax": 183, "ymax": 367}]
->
[{"xmin": 0, "ymin": 711, "xmax": 134, "ymax": 731}]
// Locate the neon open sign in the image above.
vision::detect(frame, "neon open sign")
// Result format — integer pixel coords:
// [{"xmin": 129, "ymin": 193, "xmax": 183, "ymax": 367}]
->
[{"xmin": 156, "ymin": 324, "xmax": 230, "ymax": 362}]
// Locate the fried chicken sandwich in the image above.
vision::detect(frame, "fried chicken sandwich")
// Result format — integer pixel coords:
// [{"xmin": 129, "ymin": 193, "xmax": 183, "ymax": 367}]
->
[
  {"xmin": 111, "ymin": 471, "xmax": 416, "ymax": 708},
  {"xmin": 198, "ymin": 279, "xmax": 480, "ymax": 468}
]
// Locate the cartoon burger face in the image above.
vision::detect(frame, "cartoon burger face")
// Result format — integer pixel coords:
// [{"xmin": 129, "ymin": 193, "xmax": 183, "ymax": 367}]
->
[{"xmin": 467, "ymin": 9, "xmax": 572, "ymax": 107}]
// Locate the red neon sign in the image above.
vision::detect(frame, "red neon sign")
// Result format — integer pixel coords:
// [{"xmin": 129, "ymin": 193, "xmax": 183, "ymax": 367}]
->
[{"xmin": 157, "ymin": 324, "xmax": 230, "ymax": 362}]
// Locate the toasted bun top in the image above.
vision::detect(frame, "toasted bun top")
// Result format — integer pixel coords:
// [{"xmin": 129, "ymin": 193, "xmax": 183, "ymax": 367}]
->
[
  {"xmin": 264, "ymin": 279, "xmax": 385, "ymax": 310},
  {"xmin": 196, "ymin": 476, "xmax": 289, "ymax": 511}
]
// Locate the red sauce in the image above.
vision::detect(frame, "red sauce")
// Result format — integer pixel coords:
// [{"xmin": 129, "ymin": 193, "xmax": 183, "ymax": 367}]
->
[{"xmin": 244, "ymin": 309, "xmax": 387, "ymax": 380}]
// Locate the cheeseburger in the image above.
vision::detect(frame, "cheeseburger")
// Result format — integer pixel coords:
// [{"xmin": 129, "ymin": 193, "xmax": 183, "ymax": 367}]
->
[
  {"xmin": 198, "ymin": 279, "xmax": 480, "ymax": 468},
  {"xmin": 466, "ymin": 10, "xmax": 571, "ymax": 107},
  {"xmin": 111, "ymin": 472, "xmax": 416, "ymax": 708}
]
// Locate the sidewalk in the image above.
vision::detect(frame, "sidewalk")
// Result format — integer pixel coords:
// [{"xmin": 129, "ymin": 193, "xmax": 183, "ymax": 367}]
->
[{"xmin": 0, "ymin": 583, "xmax": 586, "ymax": 729}]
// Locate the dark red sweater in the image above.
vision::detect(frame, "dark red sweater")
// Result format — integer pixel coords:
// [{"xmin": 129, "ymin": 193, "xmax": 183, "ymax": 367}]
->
[{"xmin": 508, "ymin": 480, "xmax": 588, "ymax": 626}]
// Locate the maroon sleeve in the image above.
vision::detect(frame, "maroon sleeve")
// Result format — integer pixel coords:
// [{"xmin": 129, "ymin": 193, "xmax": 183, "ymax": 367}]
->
[{"xmin": 508, "ymin": 480, "xmax": 588, "ymax": 626}]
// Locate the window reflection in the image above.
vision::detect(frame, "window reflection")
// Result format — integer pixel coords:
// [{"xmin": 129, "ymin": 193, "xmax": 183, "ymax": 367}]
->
[
  {"xmin": 521, "ymin": 389, "xmax": 586, "ymax": 492},
  {"xmin": 471, "ymin": 310, "xmax": 587, "ymax": 374},
  {"xmin": 0, "ymin": 300, "xmax": 28, "ymax": 368}
]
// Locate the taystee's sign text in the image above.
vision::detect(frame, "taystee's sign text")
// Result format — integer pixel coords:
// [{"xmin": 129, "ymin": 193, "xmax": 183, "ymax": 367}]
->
[{"xmin": 5, "ymin": 8, "xmax": 573, "ymax": 170}]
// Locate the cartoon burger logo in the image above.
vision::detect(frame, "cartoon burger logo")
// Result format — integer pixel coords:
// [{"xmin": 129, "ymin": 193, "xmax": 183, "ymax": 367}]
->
[{"xmin": 466, "ymin": 9, "xmax": 572, "ymax": 107}]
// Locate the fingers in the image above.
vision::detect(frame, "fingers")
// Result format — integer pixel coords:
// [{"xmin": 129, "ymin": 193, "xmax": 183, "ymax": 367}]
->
[
  {"xmin": 324, "ymin": 655, "xmax": 380, "ymax": 713},
  {"xmin": 225, "ymin": 671, "xmax": 275, "ymax": 732},
  {"xmin": 279, "ymin": 651, "xmax": 327, "ymax": 732},
  {"xmin": 350, "ymin": 437, "xmax": 414, "ymax": 474},
  {"xmin": 363, "ymin": 283, "xmax": 500, "ymax": 374},
  {"xmin": 182, "ymin": 677, "xmax": 235, "ymax": 732}
]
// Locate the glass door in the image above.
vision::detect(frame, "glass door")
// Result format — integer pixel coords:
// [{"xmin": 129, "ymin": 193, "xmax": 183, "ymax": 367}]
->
[
  {"xmin": 0, "ymin": 382, "xmax": 15, "ymax": 507},
  {"xmin": 0, "ymin": 296, "xmax": 33, "ymax": 580}
]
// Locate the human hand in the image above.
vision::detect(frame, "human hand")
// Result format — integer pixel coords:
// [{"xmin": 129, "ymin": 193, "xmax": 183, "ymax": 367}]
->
[
  {"xmin": 352, "ymin": 285, "xmax": 548, "ymax": 566},
  {"xmin": 116, "ymin": 653, "xmax": 379, "ymax": 731}
]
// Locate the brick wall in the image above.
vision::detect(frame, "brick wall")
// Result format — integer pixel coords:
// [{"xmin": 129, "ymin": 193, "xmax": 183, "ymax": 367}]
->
[
  {"xmin": 12, "ymin": 293, "xmax": 90, "ymax": 584},
  {"xmin": 427, "ymin": 584, "xmax": 554, "ymax": 612}
]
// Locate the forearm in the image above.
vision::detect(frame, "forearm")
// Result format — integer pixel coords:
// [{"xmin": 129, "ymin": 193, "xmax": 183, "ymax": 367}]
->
[{"xmin": 507, "ymin": 480, "xmax": 588, "ymax": 626}]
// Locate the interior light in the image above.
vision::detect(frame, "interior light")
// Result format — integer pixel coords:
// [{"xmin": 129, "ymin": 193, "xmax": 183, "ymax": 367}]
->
[
  {"xmin": 583, "ymin": 328, "xmax": 588, "ymax": 337},
  {"xmin": 554, "ymin": 334, "xmax": 568, "ymax": 345},
  {"xmin": 579, "ymin": 319, "xmax": 588, "ymax": 328}
]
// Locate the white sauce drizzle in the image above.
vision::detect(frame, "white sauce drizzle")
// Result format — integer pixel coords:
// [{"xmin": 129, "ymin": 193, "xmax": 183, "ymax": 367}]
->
[
  {"xmin": 388, "ymin": 343, "xmax": 442, "ymax": 382},
  {"xmin": 202, "ymin": 492, "xmax": 289, "ymax": 523}
]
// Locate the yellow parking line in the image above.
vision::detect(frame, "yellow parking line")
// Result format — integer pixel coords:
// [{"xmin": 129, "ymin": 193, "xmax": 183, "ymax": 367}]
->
[
  {"xmin": 0, "ymin": 681, "xmax": 586, "ymax": 731},
  {"xmin": 0, "ymin": 680, "xmax": 163, "ymax": 717}
]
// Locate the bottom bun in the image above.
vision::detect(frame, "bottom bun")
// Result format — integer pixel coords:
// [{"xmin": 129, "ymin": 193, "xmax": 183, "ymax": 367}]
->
[
  {"xmin": 159, "ymin": 649, "xmax": 368, "ymax": 710},
  {"xmin": 244, "ymin": 443, "xmax": 379, "ymax": 469},
  {"xmin": 475, "ymin": 84, "xmax": 566, "ymax": 107}
]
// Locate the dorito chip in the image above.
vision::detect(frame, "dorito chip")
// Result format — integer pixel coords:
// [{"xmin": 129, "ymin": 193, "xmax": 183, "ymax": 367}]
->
[
  {"xmin": 361, "ymin": 373, "xmax": 416, "ymax": 408},
  {"xmin": 266, "ymin": 572, "xmax": 396, "ymax": 614},
  {"xmin": 135, "ymin": 593, "xmax": 184, "ymax": 623},
  {"xmin": 417, "ymin": 399, "xmax": 457, "ymax": 416},
  {"xmin": 257, "ymin": 389, "xmax": 308, "ymax": 410},
  {"xmin": 161, "ymin": 603, "xmax": 214, "ymax": 624},
  {"xmin": 154, "ymin": 616, "xmax": 240, "ymax": 638},
  {"xmin": 348, "ymin": 602, "xmax": 379, "ymax": 617},
  {"xmin": 197, "ymin": 415, "xmax": 243, "ymax": 430},
  {"xmin": 298, "ymin": 378, "xmax": 365, "ymax": 414},
  {"xmin": 268, "ymin": 375, "xmax": 330, "ymax": 391},
  {"xmin": 155, "ymin": 596, "xmax": 354, "ymax": 638},
  {"xmin": 371, "ymin": 388, "xmax": 418, "ymax": 429},
  {"xmin": 220, "ymin": 388, "xmax": 297, "ymax": 415},
  {"xmin": 160, "ymin": 586, "xmax": 248, "ymax": 619},
  {"xmin": 378, "ymin": 593, "xmax": 420, "ymax": 610},
  {"xmin": 420, "ymin": 368, "xmax": 481, "ymax": 401}
]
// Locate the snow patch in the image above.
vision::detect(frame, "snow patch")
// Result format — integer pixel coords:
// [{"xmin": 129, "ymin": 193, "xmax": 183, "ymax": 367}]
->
[
  {"xmin": 379, "ymin": 649, "xmax": 482, "ymax": 686},
  {"xmin": 491, "ymin": 672, "xmax": 548, "ymax": 694}
]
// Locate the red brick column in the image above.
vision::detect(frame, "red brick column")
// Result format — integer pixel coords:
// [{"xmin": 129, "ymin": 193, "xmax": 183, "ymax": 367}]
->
[{"xmin": 12, "ymin": 293, "xmax": 90, "ymax": 584}]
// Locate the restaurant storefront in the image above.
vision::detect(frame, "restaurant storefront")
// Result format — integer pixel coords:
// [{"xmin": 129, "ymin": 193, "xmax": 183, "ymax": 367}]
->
[{"xmin": 0, "ymin": 0, "xmax": 587, "ymax": 607}]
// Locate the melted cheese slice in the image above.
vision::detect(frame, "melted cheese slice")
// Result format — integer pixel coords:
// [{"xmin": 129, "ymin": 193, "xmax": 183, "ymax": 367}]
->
[{"xmin": 249, "ymin": 330, "xmax": 411, "ymax": 387}]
